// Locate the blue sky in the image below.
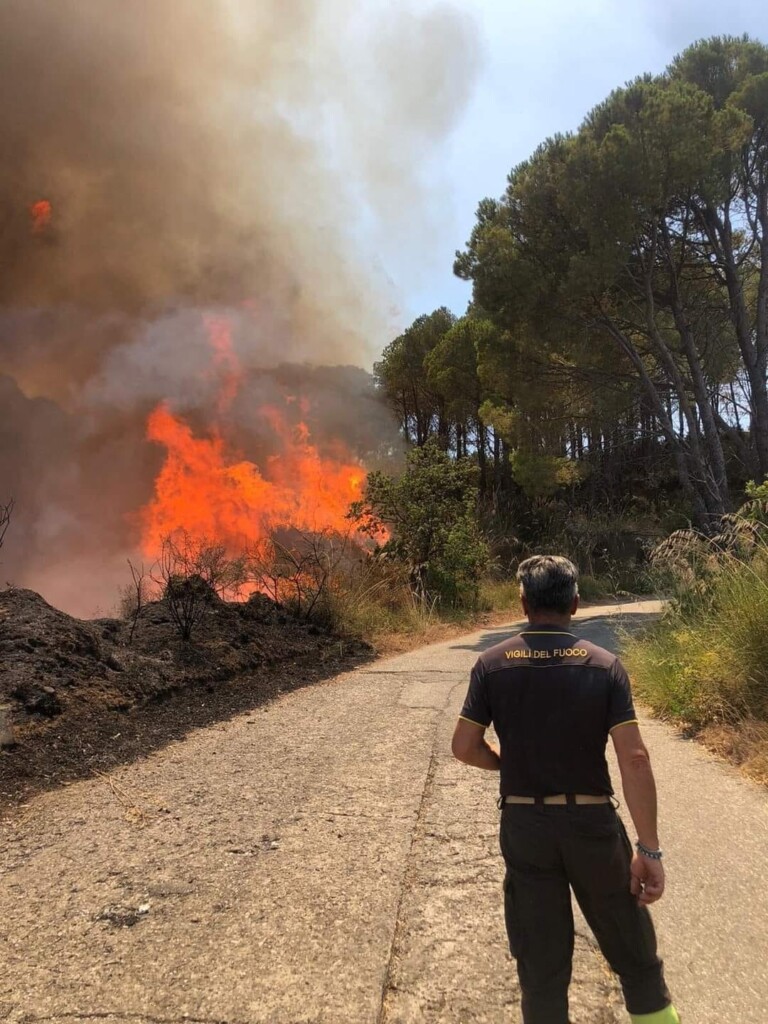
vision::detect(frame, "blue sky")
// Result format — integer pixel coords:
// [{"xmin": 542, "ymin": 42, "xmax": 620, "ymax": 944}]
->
[{"xmin": 404, "ymin": 0, "xmax": 768, "ymax": 321}]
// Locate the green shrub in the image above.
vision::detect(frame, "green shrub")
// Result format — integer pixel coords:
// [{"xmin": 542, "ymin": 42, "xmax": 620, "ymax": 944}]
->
[
  {"xmin": 578, "ymin": 575, "xmax": 613, "ymax": 602},
  {"xmin": 350, "ymin": 440, "xmax": 489, "ymax": 609}
]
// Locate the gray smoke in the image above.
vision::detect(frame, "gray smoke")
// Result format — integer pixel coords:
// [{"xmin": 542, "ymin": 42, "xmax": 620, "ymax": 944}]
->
[
  {"xmin": 640, "ymin": 0, "xmax": 767, "ymax": 47},
  {"xmin": 0, "ymin": 0, "xmax": 481, "ymax": 614}
]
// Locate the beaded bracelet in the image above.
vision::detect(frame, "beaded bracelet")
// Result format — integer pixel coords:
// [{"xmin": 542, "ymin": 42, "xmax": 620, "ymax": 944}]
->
[{"xmin": 635, "ymin": 840, "xmax": 663, "ymax": 861}]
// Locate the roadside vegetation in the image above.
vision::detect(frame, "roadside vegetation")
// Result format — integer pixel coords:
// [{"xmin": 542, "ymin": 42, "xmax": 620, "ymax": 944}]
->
[{"xmin": 622, "ymin": 490, "xmax": 768, "ymax": 784}]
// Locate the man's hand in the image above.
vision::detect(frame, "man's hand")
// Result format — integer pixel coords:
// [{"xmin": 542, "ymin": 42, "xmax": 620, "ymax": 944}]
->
[{"xmin": 630, "ymin": 853, "xmax": 665, "ymax": 905}]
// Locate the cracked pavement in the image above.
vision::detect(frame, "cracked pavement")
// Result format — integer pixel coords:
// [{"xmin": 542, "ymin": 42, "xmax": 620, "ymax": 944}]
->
[{"xmin": 2, "ymin": 602, "xmax": 768, "ymax": 1023}]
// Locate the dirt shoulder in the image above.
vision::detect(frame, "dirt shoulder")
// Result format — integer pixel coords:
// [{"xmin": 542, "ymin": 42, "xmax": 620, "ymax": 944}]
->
[{"xmin": 369, "ymin": 605, "xmax": 523, "ymax": 658}]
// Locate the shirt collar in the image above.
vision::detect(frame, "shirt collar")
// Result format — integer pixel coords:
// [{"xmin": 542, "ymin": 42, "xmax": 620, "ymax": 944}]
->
[{"xmin": 520, "ymin": 623, "xmax": 576, "ymax": 635}]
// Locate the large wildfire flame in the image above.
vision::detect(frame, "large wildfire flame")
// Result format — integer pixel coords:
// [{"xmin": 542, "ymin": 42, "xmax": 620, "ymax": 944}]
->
[{"xmin": 139, "ymin": 319, "xmax": 368, "ymax": 559}]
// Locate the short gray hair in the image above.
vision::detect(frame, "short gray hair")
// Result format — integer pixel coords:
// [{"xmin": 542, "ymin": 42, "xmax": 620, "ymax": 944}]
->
[{"xmin": 516, "ymin": 555, "xmax": 579, "ymax": 614}]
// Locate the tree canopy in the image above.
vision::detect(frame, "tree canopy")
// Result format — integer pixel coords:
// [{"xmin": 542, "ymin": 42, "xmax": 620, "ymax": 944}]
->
[
  {"xmin": 452, "ymin": 34, "xmax": 768, "ymax": 528},
  {"xmin": 370, "ymin": 33, "xmax": 768, "ymax": 610}
]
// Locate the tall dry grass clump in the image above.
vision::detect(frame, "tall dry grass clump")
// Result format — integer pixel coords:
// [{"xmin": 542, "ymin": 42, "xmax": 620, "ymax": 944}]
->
[
  {"xmin": 247, "ymin": 530, "xmax": 445, "ymax": 641},
  {"xmin": 313, "ymin": 554, "xmax": 521, "ymax": 646},
  {"xmin": 622, "ymin": 503, "xmax": 768, "ymax": 779},
  {"xmin": 308, "ymin": 548, "xmax": 438, "ymax": 639}
]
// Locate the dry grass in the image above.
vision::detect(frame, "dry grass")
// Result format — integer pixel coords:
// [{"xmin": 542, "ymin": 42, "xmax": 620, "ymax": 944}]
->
[
  {"xmin": 697, "ymin": 720, "xmax": 768, "ymax": 786},
  {"xmin": 371, "ymin": 604, "xmax": 524, "ymax": 658},
  {"xmin": 310, "ymin": 551, "xmax": 523, "ymax": 651}
]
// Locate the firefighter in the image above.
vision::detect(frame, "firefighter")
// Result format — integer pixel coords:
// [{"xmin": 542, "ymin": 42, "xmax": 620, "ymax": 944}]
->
[{"xmin": 452, "ymin": 555, "xmax": 680, "ymax": 1024}]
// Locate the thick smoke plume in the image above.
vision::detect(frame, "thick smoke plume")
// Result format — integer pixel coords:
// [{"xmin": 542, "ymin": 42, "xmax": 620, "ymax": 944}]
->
[{"xmin": 0, "ymin": 1, "xmax": 481, "ymax": 615}]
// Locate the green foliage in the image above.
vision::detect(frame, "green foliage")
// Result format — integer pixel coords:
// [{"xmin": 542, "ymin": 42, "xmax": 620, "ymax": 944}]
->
[
  {"xmin": 477, "ymin": 400, "xmax": 516, "ymax": 442},
  {"xmin": 577, "ymin": 575, "xmax": 615, "ymax": 602},
  {"xmin": 368, "ymin": 34, "xmax": 768, "ymax": 597},
  {"xmin": 374, "ymin": 308, "xmax": 457, "ymax": 446},
  {"xmin": 424, "ymin": 317, "xmax": 490, "ymax": 426},
  {"xmin": 453, "ymin": 34, "xmax": 768, "ymax": 525},
  {"xmin": 351, "ymin": 440, "xmax": 489, "ymax": 608},
  {"xmin": 477, "ymin": 578, "xmax": 521, "ymax": 614},
  {"xmin": 510, "ymin": 449, "xmax": 587, "ymax": 499},
  {"xmin": 745, "ymin": 478, "xmax": 768, "ymax": 503}
]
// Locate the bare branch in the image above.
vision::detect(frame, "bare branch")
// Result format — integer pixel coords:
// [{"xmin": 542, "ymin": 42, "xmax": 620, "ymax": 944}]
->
[
  {"xmin": 121, "ymin": 559, "xmax": 155, "ymax": 644},
  {"xmin": 0, "ymin": 498, "xmax": 14, "ymax": 552},
  {"xmin": 247, "ymin": 528, "xmax": 352, "ymax": 623},
  {"xmin": 150, "ymin": 531, "xmax": 248, "ymax": 642}
]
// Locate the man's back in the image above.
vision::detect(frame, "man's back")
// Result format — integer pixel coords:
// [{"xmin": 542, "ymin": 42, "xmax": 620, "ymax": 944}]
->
[{"xmin": 460, "ymin": 627, "xmax": 637, "ymax": 797}]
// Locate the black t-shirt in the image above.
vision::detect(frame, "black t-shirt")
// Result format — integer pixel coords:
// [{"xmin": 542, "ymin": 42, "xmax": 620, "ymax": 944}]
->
[{"xmin": 459, "ymin": 626, "xmax": 637, "ymax": 797}]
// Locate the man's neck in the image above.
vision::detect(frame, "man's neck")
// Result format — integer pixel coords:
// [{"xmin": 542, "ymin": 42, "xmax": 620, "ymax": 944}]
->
[{"xmin": 524, "ymin": 615, "xmax": 573, "ymax": 632}]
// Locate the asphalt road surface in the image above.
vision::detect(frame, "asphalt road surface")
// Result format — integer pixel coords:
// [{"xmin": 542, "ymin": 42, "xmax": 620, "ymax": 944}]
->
[{"xmin": 2, "ymin": 601, "xmax": 767, "ymax": 1023}]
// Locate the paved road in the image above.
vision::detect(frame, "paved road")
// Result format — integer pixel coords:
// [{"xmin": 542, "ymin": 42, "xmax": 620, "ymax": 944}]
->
[{"xmin": 2, "ymin": 602, "xmax": 767, "ymax": 1023}]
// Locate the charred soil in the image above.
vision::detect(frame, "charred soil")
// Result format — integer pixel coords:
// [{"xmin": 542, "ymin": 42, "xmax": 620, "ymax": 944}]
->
[{"xmin": 0, "ymin": 587, "xmax": 372, "ymax": 810}]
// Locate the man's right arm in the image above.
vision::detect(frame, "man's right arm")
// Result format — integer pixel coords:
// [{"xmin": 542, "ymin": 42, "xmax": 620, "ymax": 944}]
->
[
  {"xmin": 611, "ymin": 722, "xmax": 666, "ymax": 904},
  {"xmin": 611, "ymin": 722, "xmax": 658, "ymax": 848}
]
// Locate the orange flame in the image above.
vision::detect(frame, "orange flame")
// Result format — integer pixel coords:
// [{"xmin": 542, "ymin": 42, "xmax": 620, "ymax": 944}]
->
[
  {"xmin": 140, "ymin": 403, "xmax": 366, "ymax": 557},
  {"xmin": 29, "ymin": 199, "xmax": 52, "ymax": 234},
  {"xmin": 139, "ymin": 319, "xmax": 369, "ymax": 559}
]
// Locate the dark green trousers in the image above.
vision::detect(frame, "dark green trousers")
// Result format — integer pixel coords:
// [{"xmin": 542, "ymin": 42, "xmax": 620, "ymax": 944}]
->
[{"xmin": 499, "ymin": 803, "xmax": 672, "ymax": 1024}]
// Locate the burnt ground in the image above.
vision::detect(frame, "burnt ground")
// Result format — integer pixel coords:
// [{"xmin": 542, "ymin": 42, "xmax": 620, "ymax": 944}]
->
[{"xmin": 0, "ymin": 586, "xmax": 372, "ymax": 809}]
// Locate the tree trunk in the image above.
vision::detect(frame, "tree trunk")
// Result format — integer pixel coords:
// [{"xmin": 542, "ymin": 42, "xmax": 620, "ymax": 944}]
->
[
  {"xmin": 501, "ymin": 440, "xmax": 513, "ymax": 494},
  {"xmin": 600, "ymin": 318, "xmax": 713, "ymax": 528},
  {"xmin": 697, "ymin": 200, "xmax": 768, "ymax": 476},
  {"xmin": 477, "ymin": 418, "xmax": 488, "ymax": 495},
  {"xmin": 660, "ymin": 220, "xmax": 731, "ymax": 511}
]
